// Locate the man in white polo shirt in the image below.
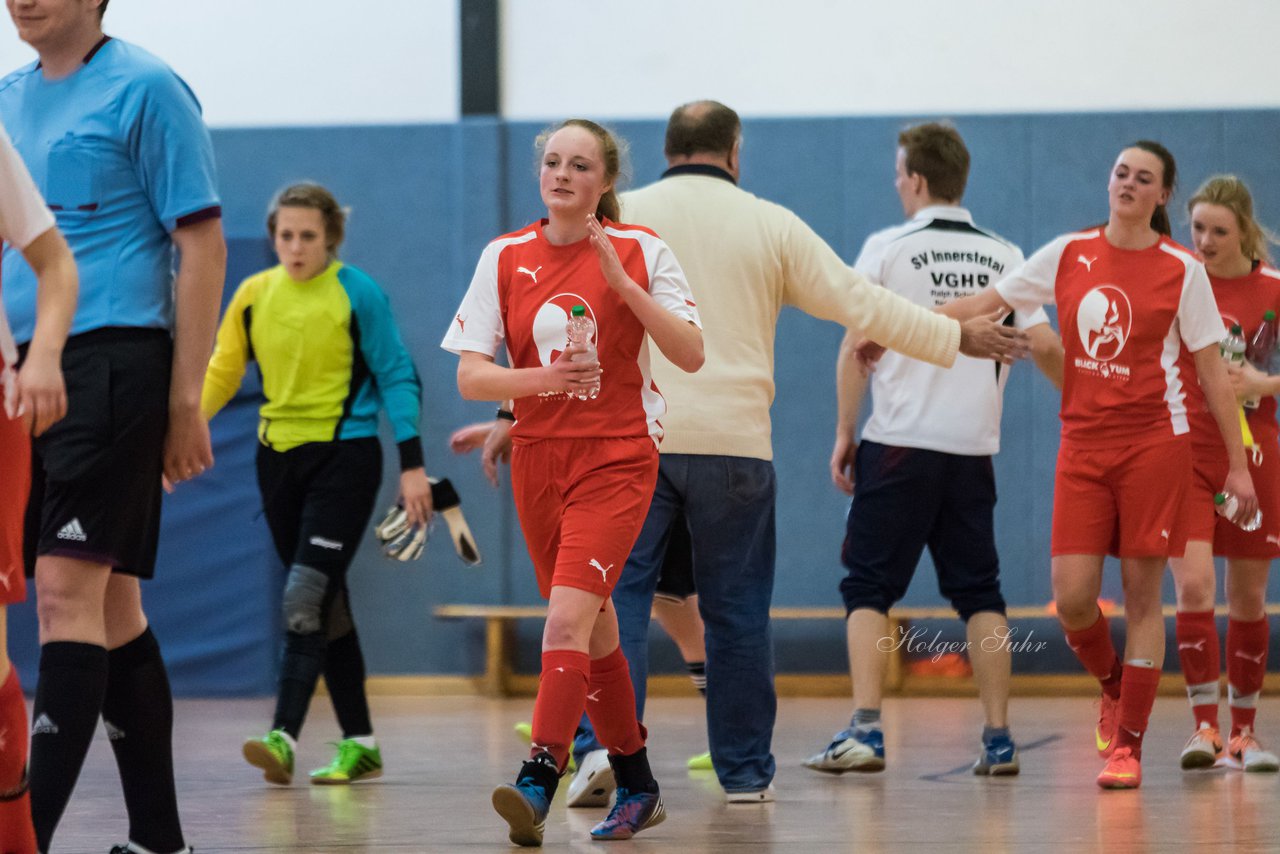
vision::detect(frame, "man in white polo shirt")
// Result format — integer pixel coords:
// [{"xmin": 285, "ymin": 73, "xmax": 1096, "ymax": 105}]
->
[{"xmin": 805, "ymin": 122, "xmax": 1062, "ymax": 777}]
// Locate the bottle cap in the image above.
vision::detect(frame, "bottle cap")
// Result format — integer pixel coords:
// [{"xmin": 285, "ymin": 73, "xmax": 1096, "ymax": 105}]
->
[
  {"xmin": 1231, "ymin": 324, "xmax": 1243, "ymax": 335},
  {"xmin": 1214, "ymin": 492, "xmax": 1227, "ymax": 506},
  {"xmin": 1267, "ymin": 310, "xmax": 1276, "ymax": 322},
  {"xmin": 571, "ymin": 305, "xmax": 586, "ymax": 317}
]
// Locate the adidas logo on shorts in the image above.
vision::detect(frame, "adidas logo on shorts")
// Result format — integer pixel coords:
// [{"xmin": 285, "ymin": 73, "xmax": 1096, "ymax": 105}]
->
[
  {"xmin": 32, "ymin": 713, "xmax": 59, "ymax": 735},
  {"xmin": 56, "ymin": 518, "xmax": 88, "ymax": 542}
]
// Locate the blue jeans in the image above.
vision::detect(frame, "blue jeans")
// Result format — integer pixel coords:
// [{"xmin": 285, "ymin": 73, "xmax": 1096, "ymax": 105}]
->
[{"xmin": 612, "ymin": 454, "xmax": 778, "ymax": 793}]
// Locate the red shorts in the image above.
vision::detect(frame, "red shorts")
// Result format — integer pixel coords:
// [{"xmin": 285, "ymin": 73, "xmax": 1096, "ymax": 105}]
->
[
  {"xmin": 1184, "ymin": 438, "xmax": 1280, "ymax": 559},
  {"xmin": 1052, "ymin": 437, "xmax": 1190, "ymax": 558},
  {"xmin": 0, "ymin": 406, "xmax": 30, "ymax": 605},
  {"xmin": 510, "ymin": 436, "xmax": 659, "ymax": 599}
]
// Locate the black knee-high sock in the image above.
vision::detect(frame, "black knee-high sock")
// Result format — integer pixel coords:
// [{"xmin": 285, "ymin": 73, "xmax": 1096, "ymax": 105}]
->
[
  {"xmin": 29, "ymin": 641, "xmax": 109, "ymax": 853},
  {"xmin": 273, "ymin": 631, "xmax": 327, "ymax": 739},
  {"xmin": 323, "ymin": 630, "xmax": 372, "ymax": 739},
  {"xmin": 102, "ymin": 628, "xmax": 185, "ymax": 854}
]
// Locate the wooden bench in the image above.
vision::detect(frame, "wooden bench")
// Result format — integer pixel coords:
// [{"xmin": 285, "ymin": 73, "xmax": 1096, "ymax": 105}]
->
[{"xmin": 433, "ymin": 603, "xmax": 1280, "ymax": 696}]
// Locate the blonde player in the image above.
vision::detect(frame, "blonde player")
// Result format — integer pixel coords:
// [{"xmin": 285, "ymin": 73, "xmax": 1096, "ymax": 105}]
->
[
  {"xmin": 1171, "ymin": 175, "xmax": 1280, "ymax": 773},
  {"xmin": 443, "ymin": 119, "xmax": 703, "ymax": 845}
]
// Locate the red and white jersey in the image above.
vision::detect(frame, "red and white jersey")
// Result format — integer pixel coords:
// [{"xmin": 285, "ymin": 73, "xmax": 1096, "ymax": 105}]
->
[
  {"xmin": 996, "ymin": 229, "xmax": 1224, "ymax": 446},
  {"xmin": 442, "ymin": 219, "xmax": 700, "ymax": 444},
  {"xmin": 1183, "ymin": 263, "xmax": 1280, "ymax": 448}
]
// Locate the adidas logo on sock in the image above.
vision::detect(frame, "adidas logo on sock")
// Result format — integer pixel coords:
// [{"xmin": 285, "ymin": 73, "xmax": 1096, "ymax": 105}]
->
[
  {"xmin": 104, "ymin": 720, "xmax": 126, "ymax": 741},
  {"xmin": 32, "ymin": 713, "xmax": 59, "ymax": 735},
  {"xmin": 56, "ymin": 518, "xmax": 87, "ymax": 542}
]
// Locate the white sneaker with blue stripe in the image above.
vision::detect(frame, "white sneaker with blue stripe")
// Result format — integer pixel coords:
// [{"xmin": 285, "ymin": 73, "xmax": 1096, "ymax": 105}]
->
[{"xmin": 803, "ymin": 726, "xmax": 885, "ymax": 773}]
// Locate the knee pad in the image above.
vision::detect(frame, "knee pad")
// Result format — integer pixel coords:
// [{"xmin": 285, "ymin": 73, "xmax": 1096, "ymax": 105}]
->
[{"xmin": 283, "ymin": 564, "xmax": 329, "ymax": 634}]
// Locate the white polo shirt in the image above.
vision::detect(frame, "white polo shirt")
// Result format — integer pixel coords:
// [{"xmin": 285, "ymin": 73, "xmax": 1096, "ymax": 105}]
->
[{"xmin": 858, "ymin": 206, "xmax": 1046, "ymax": 456}]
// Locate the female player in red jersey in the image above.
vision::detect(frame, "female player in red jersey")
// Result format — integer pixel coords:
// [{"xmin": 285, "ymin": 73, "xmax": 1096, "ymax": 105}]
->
[
  {"xmin": 1170, "ymin": 175, "xmax": 1280, "ymax": 773},
  {"xmin": 442, "ymin": 119, "xmax": 703, "ymax": 845},
  {"xmin": 935, "ymin": 142, "xmax": 1257, "ymax": 789}
]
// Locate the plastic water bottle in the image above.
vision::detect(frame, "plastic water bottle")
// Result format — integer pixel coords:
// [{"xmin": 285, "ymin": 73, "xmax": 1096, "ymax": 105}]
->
[
  {"xmin": 1244, "ymin": 311, "xmax": 1278, "ymax": 409},
  {"xmin": 1222, "ymin": 323, "xmax": 1247, "ymax": 366},
  {"xmin": 565, "ymin": 305, "xmax": 600, "ymax": 401},
  {"xmin": 1215, "ymin": 491, "xmax": 1262, "ymax": 532}
]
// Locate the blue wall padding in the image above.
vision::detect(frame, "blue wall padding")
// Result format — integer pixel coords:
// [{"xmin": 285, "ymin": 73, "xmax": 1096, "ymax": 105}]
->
[{"xmin": 12, "ymin": 111, "xmax": 1280, "ymax": 692}]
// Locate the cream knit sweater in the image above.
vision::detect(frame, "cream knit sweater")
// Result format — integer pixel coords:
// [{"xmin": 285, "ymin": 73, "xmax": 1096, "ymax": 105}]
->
[{"xmin": 621, "ymin": 172, "xmax": 960, "ymax": 461}]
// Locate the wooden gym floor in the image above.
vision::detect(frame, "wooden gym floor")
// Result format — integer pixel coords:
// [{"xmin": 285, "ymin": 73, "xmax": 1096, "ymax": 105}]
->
[{"xmin": 45, "ymin": 694, "xmax": 1279, "ymax": 853}]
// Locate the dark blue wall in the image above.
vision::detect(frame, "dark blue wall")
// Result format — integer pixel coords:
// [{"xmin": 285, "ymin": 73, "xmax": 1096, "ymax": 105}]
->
[{"xmin": 12, "ymin": 110, "xmax": 1280, "ymax": 692}]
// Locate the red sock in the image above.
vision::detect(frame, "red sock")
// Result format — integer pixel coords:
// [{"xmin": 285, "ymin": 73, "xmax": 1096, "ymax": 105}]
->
[
  {"xmin": 584, "ymin": 646, "xmax": 646, "ymax": 756},
  {"xmin": 1062, "ymin": 613, "xmax": 1123, "ymax": 698},
  {"xmin": 1227, "ymin": 617, "xmax": 1269, "ymax": 737},
  {"xmin": 1175, "ymin": 610, "xmax": 1220, "ymax": 729},
  {"xmin": 0, "ymin": 663, "xmax": 37, "ymax": 854},
  {"xmin": 530, "ymin": 649, "xmax": 590, "ymax": 771},
  {"xmin": 1115, "ymin": 663, "xmax": 1162, "ymax": 757}
]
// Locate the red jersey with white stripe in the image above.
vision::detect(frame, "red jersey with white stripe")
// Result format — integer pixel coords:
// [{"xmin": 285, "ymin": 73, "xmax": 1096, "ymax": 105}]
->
[
  {"xmin": 1184, "ymin": 263, "xmax": 1280, "ymax": 448},
  {"xmin": 442, "ymin": 219, "xmax": 700, "ymax": 444},
  {"xmin": 996, "ymin": 229, "xmax": 1223, "ymax": 446}
]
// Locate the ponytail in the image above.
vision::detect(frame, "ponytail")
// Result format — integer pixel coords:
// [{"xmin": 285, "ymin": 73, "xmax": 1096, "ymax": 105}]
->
[
  {"xmin": 1150, "ymin": 205, "xmax": 1172, "ymax": 237},
  {"xmin": 1131, "ymin": 140, "xmax": 1177, "ymax": 236}
]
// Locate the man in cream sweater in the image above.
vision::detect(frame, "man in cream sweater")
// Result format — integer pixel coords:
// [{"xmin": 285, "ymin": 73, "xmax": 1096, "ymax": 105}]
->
[{"xmin": 605, "ymin": 101, "xmax": 1025, "ymax": 801}]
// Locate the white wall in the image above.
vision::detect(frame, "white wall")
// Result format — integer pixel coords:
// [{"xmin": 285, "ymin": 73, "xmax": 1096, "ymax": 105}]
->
[
  {"xmin": 0, "ymin": 0, "xmax": 458, "ymax": 127},
  {"xmin": 502, "ymin": 0, "xmax": 1280, "ymax": 119},
  {"xmin": 2, "ymin": 0, "xmax": 1276, "ymax": 126}
]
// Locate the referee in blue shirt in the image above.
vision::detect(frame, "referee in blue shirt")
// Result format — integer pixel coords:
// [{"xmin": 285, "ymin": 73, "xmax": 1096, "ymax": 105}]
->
[{"xmin": 1, "ymin": 2, "xmax": 226, "ymax": 852}]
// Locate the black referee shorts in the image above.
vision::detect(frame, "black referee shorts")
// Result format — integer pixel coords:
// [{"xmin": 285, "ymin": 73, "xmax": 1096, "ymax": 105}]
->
[{"xmin": 24, "ymin": 328, "xmax": 171, "ymax": 578}]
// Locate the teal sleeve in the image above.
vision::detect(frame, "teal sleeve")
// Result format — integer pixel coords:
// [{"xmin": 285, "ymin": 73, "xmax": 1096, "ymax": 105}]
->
[{"xmin": 339, "ymin": 266, "xmax": 424, "ymax": 466}]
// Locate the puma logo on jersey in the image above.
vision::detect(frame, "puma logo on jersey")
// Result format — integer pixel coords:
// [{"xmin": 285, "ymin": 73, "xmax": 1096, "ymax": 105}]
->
[
  {"xmin": 1160, "ymin": 529, "xmax": 1170, "ymax": 541},
  {"xmin": 1179, "ymin": 639, "xmax": 1207, "ymax": 652},
  {"xmin": 1267, "ymin": 534, "xmax": 1280, "ymax": 546},
  {"xmin": 1078, "ymin": 255, "xmax": 1097, "ymax": 271},
  {"xmin": 586, "ymin": 690, "xmax": 602, "ymax": 702},
  {"xmin": 455, "ymin": 314, "xmax": 466, "ymax": 332},
  {"xmin": 589, "ymin": 559, "xmax": 614, "ymax": 582},
  {"xmin": 1235, "ymin": 650, "xmax": 1266, "ymax": 664},
  {"xmin": 518, "ymin": 266, "xmax": 543, "ymax": 283}
]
